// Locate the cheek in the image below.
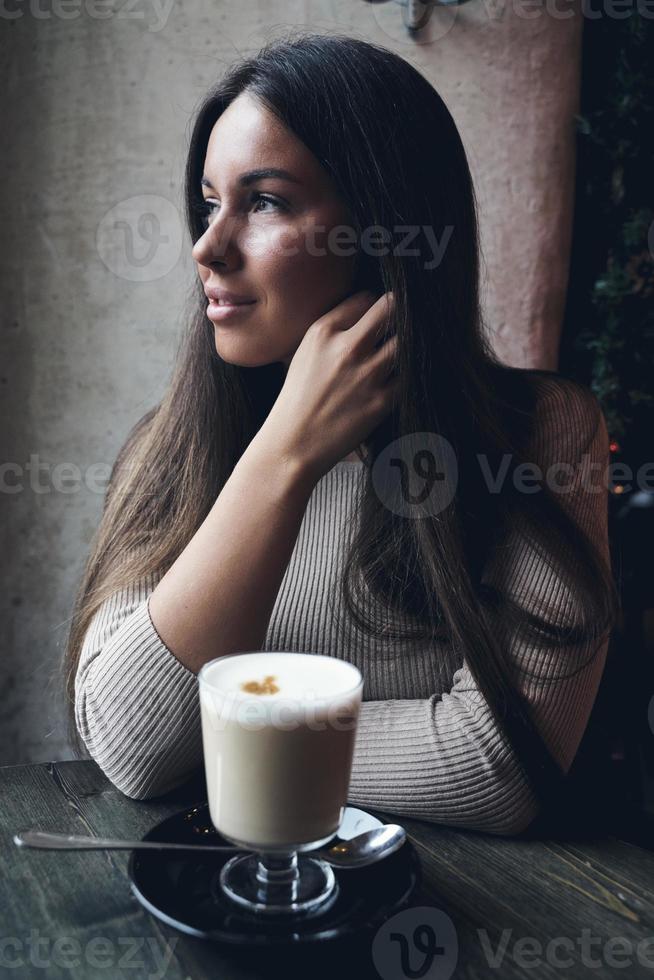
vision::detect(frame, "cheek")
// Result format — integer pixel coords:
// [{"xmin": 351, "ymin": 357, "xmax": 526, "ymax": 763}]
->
[
  {"xmin": 241, "ymin": 217, "xmax": 352, "ymax": 272},
  {"xmin": 292, "ymin": 216, "xmax": 353, "ymax": 269},
  {"xmin": 235, "ymin": 218, "xmax": 357, "ymax": 340}
]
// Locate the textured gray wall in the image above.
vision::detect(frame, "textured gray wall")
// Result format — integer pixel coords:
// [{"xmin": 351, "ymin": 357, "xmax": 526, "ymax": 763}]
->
[{"xmin": 1, "ymin": 1, "xmax": 583, "ymax": 764}]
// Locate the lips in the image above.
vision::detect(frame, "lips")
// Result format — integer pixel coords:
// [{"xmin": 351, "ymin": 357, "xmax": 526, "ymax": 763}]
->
[
  {"xmin": 210, "ymin": 298, "xmax": 254, "ymax": 307},
  {"xmin": 205, "ymin": 298, "xmax": 257, "ymax": 324},
  {"xmin": 204, "ymin": 285, "xmax": 256, "ymax": 305}
]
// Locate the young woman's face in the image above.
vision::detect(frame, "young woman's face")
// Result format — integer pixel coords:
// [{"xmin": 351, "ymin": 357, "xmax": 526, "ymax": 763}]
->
[{"xmin": 192, "ymin": 92, "xmax": 358, "ymax": 369}]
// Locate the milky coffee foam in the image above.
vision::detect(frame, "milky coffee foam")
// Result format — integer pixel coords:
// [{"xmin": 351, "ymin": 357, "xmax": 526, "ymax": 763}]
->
[{"xmin": 199, "ymin": 652, "xmax": 363, "ymax": 848}]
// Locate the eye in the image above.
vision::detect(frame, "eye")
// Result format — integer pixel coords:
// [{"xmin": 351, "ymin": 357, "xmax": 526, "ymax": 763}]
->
[
  {"xmin": 194, "ymin": 193, "xmax": 285, "ymax": 230},
  {"xmin": 251, "ymin": 193, "xmax": 284, "ymax": 214}
]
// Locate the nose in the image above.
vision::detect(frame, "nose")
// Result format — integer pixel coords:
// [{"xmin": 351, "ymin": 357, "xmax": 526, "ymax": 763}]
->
[{"xmin": 191, "ymin": 210, "xmax": 241, "ymax": 270}]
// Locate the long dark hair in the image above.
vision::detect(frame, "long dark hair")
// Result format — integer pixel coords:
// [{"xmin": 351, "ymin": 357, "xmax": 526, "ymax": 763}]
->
[{"xmin": 63, "ymin": 32, "xmax": 620, "ymax": 823}]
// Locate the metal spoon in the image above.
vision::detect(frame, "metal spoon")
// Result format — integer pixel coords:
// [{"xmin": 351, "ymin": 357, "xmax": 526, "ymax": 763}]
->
[{"xmin": 13, "ymin": 824, "xmax": 406, "ymax": 870}]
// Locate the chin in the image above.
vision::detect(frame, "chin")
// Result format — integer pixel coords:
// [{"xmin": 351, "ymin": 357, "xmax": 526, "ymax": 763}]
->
[{"xmin": 213, "ymin": 339, "xmax": 279, "ymax": 369}]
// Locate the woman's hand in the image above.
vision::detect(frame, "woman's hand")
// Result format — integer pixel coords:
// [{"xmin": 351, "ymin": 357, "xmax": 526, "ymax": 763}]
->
[{"xmin": 260, "ymin": 290, "xmax": 399, "ymax": 481}]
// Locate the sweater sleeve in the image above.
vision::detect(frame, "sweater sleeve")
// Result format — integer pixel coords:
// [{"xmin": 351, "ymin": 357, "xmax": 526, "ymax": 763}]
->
[
  {"xmin": 74, "ymin": 575, "xmax": 204, "ymax": 800},
  {"xmin": 346, "ymin": 383, "xmax": 612, "ymax": 836},
  {"xmin": 75, "ymin": 381, "xmax": 612, "ymax": 829}
]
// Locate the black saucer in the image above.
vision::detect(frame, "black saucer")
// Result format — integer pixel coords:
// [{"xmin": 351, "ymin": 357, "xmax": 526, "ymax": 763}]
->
[{"xmin": 128, "ymin": 803, "xmax": 420, "ymax": 945}]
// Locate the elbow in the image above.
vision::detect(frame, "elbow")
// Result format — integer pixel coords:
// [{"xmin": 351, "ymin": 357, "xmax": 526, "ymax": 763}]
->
[
  {"xmin": 470, "ymin": 770, "xmax": 542, "ymax": 838},
  {"xmin": 431, "ymin": 800, "xmax": 541, "ymax": 839},
  {"xmin": 420, "ymin": 770, "xmax": 542, "ymax": 838},
  {"xmin": 74, "ymin": 720, "xmax": 170, "ymax": 801},
  {"xmin": 110, "ymin": 770, "xmax": 191, "ymax": 803},
  {"xmin": 74, "ymin": 688, "xmax": 202, "ymax": 803},
  {"xmin": 77, "ymin": 728, "xmax": 200, "ymax": 802},
  {"xmin": 479, "ymin": 798, "xmax": 541, "ymax": 837}
]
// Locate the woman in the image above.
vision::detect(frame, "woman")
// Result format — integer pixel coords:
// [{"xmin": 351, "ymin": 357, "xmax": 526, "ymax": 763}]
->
[{"xmin": 63, "ymin": 33, "xmax": 619, "ymax": 836}]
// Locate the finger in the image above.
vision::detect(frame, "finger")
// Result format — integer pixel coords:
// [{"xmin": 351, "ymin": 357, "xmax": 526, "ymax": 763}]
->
[
  {"xmin": 350, "ymin": 291, "xmax": 395, "ymax": 352},
  {"xmin": 316, "ymin": 290, "xmax": 379, "ymax": 332},
  {"xmin": 369, "ymin": 331, "xmax": 398, "ymax": 379}
]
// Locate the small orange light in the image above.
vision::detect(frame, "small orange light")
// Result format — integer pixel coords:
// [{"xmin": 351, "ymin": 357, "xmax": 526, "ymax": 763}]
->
[{"xmin": 613, "ymin": 484, "xmax": 625, "ymax": 495}]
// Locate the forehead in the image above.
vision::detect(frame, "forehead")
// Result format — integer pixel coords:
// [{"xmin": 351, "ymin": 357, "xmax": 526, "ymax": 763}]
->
[{"xmin": 203, "ymin": 93, "xmax": 327, "ymax": 189}]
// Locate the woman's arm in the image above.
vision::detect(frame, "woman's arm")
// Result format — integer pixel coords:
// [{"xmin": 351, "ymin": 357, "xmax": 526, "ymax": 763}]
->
[
  {"xmin": 74, "ymin": 435, "xmax": 318, "ymax": 799},
  {"xmin": 147, "ymin": 435, "xmax": 317, "ymax": 674},
  {"xmin": 74, "ymin": 572, "xmax": 200, "ymax": 799}
]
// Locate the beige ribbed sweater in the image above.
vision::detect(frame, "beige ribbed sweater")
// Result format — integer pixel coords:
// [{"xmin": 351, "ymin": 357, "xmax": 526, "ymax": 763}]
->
[{"xmin": 74, "ymin": 380, "xmax": 610, "ymax": 836}]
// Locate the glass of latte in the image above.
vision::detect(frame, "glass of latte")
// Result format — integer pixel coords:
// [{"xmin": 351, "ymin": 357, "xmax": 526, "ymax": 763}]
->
[{"xmin": 198, "ymin": 651, "xmax": 363, "ymax": 916}]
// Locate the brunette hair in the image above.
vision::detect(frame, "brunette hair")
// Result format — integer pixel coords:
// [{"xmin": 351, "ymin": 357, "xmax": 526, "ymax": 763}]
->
[{"xmin": 63, "ymin": 32, "xmax": 620, "ymax": 823}]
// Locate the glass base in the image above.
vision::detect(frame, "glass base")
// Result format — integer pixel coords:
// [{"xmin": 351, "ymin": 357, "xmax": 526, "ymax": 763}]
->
[{"xmin": 218, "ymin": 851, "xmax": 338, "ymax": 916}]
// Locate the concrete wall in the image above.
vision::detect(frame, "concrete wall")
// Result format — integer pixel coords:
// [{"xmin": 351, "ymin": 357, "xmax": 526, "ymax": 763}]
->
[{"xmin": 0, "ymin": 0, "xmax": 583, "ymax": 764}]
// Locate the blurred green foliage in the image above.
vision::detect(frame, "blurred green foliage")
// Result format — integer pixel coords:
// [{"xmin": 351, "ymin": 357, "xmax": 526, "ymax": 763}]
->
[{"xmin": 560, "ymin": 16, "xmax": 654, "ymax": 463}]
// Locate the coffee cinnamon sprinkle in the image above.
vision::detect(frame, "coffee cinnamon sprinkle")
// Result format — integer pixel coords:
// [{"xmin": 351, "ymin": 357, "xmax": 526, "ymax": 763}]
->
[{"xmin": 241, "ymin": 674, "xmax": 280, "ymax": 695}]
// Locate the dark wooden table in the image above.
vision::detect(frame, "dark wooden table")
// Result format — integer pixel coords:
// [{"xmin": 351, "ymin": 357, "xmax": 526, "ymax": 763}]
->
[{"xmin": 2, "ymin": 760, "xmax": 654, "ymax": 979}]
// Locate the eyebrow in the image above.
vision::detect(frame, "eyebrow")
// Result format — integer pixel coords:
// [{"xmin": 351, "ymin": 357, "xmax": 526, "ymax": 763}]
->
[{"xmin": 201, "ymin": 168, "xmax": 302, "ymax": 190}]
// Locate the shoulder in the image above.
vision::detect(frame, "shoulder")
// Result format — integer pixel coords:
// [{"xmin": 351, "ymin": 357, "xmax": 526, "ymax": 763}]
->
[
  {"xmin": 528, "ymin": 371, "xmax": 602, "ymax": 427},
  {"xmin": 522, "ymin": 370, "xmax": 607, "ymax": 465}
]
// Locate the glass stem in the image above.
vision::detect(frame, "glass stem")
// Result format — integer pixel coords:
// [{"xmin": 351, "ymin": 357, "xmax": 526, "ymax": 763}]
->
[{"xmin": 255, "ymin": 850, "xmax": 299, "ymax": 906}]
